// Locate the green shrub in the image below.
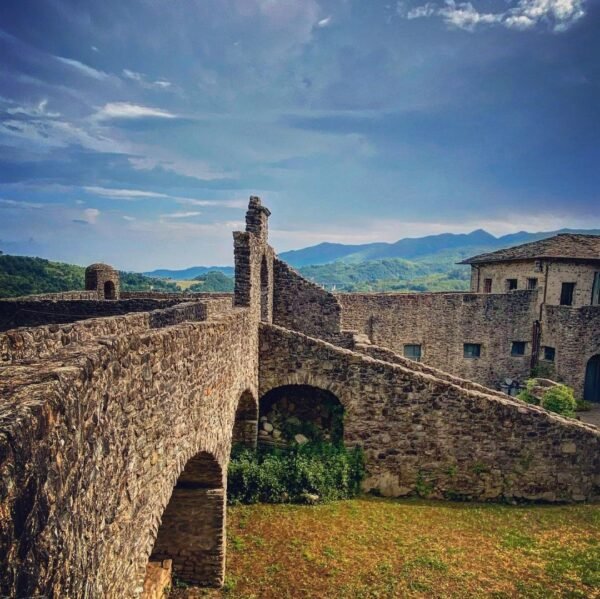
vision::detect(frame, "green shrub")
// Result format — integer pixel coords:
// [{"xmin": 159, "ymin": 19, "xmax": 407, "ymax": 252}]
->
[
  {"xmin": 228, "ymin": 442, "xmax": 365, "ymax": 505},
  {"xmin": 517, "ymin": 379, "xmax": 540, "ymax": 406},
  {"xmin": 541, "ymin": 384, "xmax": 576, "ymax": 417}
]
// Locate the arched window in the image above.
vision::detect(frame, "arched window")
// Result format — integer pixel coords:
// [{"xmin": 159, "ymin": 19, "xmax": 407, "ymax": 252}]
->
[
  {"xmin": 104, "ymin": 280, "xmax": 116, "ymax": 300},
  {"xmin": 150, "ymin": 451, "xmax": 224, "ymax": 586}
]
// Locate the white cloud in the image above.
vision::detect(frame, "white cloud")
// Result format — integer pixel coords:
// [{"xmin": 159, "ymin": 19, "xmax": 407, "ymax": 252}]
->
[
  {"xmin": 83, "ymin": 186, "xmax": 246, "ymax": 207},
  {"xmin": 122, "ymin": 69, "xmax": 173, "ymax": 89},
  {"xmin": 6, "ymin": 99, "xmax": 60, "ymax": 118},
  {"xmin": 397, "ymin": 0, "xmax": 587, "ymax": 32},
  {"xmin": 160, "ymin": 211, "xmax": 202, "ymax": 219},
  {"xmin": 317, "ymin": 16, "xmax": 332, "ymax": 27},
  {"xmin": 94, "ymin": 102, "xmax": 177, "ymax": 120},
  {"xmin": 0, "ymin": 198, "xmax": 43, "ymax": 209},
  {"xmin": 55, "ymin": 56, "xmax": 109, "ymax": 80}
]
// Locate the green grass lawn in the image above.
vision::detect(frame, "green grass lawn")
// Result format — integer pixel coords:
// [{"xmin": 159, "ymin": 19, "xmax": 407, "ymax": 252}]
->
[{"xmin": 171, "ymin": 497, "xmax": 599, "ymax": 598}]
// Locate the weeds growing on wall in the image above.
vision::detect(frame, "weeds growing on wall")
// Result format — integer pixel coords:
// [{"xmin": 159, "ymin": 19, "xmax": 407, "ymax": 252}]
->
[{"xmin": 228, "ymin": 442, "xmax": 365, "ymax": 505}]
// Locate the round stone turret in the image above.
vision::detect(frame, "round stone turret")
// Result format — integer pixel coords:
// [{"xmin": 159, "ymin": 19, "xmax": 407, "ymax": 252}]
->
[{"xmin": 85, "ymin": 263, "xmax": 120, "ymax": 300}]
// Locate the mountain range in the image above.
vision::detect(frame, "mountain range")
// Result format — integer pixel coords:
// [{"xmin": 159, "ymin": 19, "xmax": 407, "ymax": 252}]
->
[{"xmin": 277, "ymin": 228, "xmax": 600, "ymax": 268}]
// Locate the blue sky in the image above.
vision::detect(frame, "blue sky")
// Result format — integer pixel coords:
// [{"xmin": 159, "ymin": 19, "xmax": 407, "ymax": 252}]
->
[{"xmin": 0, "ymin": 0, "xmax": 598, "ymax": 270}]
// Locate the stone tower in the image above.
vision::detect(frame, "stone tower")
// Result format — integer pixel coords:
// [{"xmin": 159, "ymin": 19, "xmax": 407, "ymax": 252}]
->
[
  {"xmin": 233, "ymin": 196, "xmax": 274, "ymax": 322},
  {"xmin": 85, "ymin": 263, "xmax": 120, "ymax": 300}
]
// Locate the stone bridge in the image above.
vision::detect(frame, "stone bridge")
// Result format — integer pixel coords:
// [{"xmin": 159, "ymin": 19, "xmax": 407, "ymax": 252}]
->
[{"xmin": 1, "ymin": 197, "xmax": 598, "ymax": 598}]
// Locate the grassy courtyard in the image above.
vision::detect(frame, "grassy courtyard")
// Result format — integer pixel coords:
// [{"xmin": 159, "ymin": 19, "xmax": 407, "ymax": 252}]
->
[{"xmin": 172, "ymin": 496, "xmax": 599, "ymax": 598}]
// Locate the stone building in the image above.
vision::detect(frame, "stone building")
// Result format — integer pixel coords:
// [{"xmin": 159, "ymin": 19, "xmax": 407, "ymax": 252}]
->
[
  {"xmin": 339, "ymin": 234, "xmax": 600, "ymax": 402},
  {"xmin": 0, "ymin": 198, "xmax": 598, "ymax": 598}
]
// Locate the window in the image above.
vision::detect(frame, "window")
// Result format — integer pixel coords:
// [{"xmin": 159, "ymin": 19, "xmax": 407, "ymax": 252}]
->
[
  {"xmin": 511, "ymin": 341, "xmax": 526, "ymax": 356},
  {"xmin": 506, "ymin": 278, "xmax": 518, "ymax": 291},
  {"xmin": 560, "ymin": 282, "xmax": 575, "ymax": 306},
  {"xmin": 403, "ymin": 344, "xmax": 422, "ymax": 362},
  {"xmin": 464, "ymin": 343, "xmax": 481, "ymax": 358},
  {"xmin": 483, "ymin": 278, "xmax": 492, "ymax": 293},
  {"xmin": 527, "ymin": 278, "xmax": 538, "ymax": 290},
  {"xmin": 592, "ymin": 272, "xmax": 600, "ymax": 306},
  {"xmin": 543, "ymin": 346, "xmax": 556, "ymax": 362},
  {"xmin": 534, "ymin": 260, "xmax": 543, "ymax": 272}
]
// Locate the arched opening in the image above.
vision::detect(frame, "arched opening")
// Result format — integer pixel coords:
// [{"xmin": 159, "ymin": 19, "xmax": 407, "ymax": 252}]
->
[
  {"xmin": 232, "ymin": 390, "xmax": 258, "ymax": 448},
  {"xmin": 260, "ymin": 255, "xmax": 269, "ymax": 322},
  {"xmin": 258, "ymin": 385, "xmax": 344, "ymax": 446},
  {"xmin": 104, "ymin": 280, "xmax": 116, "ymax": 300},
  {"xmin": 150, "ymin": 451, "xmax": 225, "ymax": 587},
  {"xmin": 584, "ymin": 355, "xmax": 600, "ymax": 403}
]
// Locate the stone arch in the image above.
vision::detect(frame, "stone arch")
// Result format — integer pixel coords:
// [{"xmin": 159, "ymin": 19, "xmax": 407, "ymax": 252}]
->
[
  {"xmin": 232, "ymin": 389, "xmax": 258, "ymax": 448},
  {"xmin": 103, "ymin": 280, "xmax": 116, "ymax": 300},
  {"xmin": 584, "ymin": 354, "xmax": 600, "ymax": 403},
  {"xmin": 150, "ymin": 450, "xmax": 225, "ymax": 587},
  {"xmin": 259, "ymin": 384, "xmax": 345, "ymax": 445}
]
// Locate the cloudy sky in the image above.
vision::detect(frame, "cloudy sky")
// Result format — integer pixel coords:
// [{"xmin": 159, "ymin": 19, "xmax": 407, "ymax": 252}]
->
[{"xmin": 0, "ymin": 0, "xmax": 598, "ymax": 270}]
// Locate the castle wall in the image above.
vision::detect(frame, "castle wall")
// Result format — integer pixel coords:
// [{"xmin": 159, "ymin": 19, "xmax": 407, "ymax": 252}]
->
[
  {"xmin": 337, "ymin": 290, "xmax": 538, "ymax": 389},
  {"xmin": 0, "ymin": 300, "xmax": 234, "ymax": 363},
  {"xmin": 0, "ymin": 308, "xmax": 259, "ymax": 598},
  {"xmin": 540, "ymin": 305, "xmax": 600, "ymax": 398},
  {"xmin": 0, "ymin": 298, "xmax": 187, "ymax": 332},
  {"xmin": 272, "ymin": 258, "xmax": 342, "ymax": 340},
  {"xmin": 260, "ymin": 323, "xmax": 600, "ymax": 502}
]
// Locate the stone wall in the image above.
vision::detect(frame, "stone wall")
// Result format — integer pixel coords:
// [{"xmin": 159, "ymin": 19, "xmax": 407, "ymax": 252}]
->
[
  {"xmin": 471, "ymin": 259, "xmax": 599, "ymax": 308},
  {"xmin": 541, "ymin": 305, "xmax": 600, "ymax": 398},
  {"xmin": 337, "ymin": 291, "xmax": 538, "ymax": 389},
  {"xmin": 0, "ymin": 290, "xmax": 99, "ymax": 301},
  {"xmin": 0, "ymin": 300, "xmax": 231, "ymax": 363},
  {"xmin": 0, "ymin": 298, "xmax": 187, "ymax": 332},
  {"xmin": 0, "ymin": 308, "xmax": 259, "ymax": 598},
  {"xmin": 259, "ymin": 323, "xmax": 600, "ymax": 502},
  {"xmin": 273, "ymin": 258, "xmax": 342, "ymax": 340}
]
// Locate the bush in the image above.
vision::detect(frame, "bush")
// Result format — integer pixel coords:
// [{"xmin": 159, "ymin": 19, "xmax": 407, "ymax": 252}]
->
[
  {"xmin": 541, "ymin": 384, "xmax": 576, "ymax": 417},
  {"xmin": 517, "ymin": 379, "xmax": 540, "ymax": 406},
  {"xmin": 228, "ymin": 442, "xmax": 365, "ymax": 505}
]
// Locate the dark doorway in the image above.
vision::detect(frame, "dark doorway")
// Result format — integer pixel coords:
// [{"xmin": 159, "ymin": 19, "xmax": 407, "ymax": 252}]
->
[
  {"xmin": 150, "ymin": 451, "xmax": 225, "ymax": 586},
  {"xmin": 104, "ymin": 280, "xmax": 116, "ymax": 300},
  {"xmin": 584, "ymin": 355, "xmax": 600, "ymax": 403}
]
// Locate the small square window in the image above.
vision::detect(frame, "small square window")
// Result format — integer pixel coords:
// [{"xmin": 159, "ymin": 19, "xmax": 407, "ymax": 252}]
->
[
  {"xmin": 527, "ymin": 278, "xmax": 538, "ymax": 290},
  {"xmin": 506, "ymin": 279, "xmax": 518, "ymax": 291},
  {"xmin": 403, "ymin": 344, "xmax": 422, "ymax": 362},
  {"xmin": 560, "ymin": 282, "xmax": 575, "ymax": 306},
  {"xmin": 483, "ymin": 278, "xmax": 492, "ymax": 293},
  {"xmin": 592, "ymin": 272, "xmax": 600, "ymax": 306},
  {"xmin": 543, "ymin": 346, "xmax": 556, "ymax": 362},
  {"xmin": 511, "ymin": 341, "xmax": 526, "ymax": 356},
  {"xmin": 464, "ymin": 343, "xmax": 481, "ymax": 358}
]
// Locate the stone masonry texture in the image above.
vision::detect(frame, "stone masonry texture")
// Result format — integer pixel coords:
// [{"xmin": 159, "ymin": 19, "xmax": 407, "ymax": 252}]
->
[{"xmin": 0, "ymin": 197, "xmax": 598, "ymax": 597}]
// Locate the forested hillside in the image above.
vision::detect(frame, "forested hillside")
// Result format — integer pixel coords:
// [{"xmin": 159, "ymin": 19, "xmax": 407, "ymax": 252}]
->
[{"xmin": 0, "ymin": 253, "xmax": 179, "ymax": 298}]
